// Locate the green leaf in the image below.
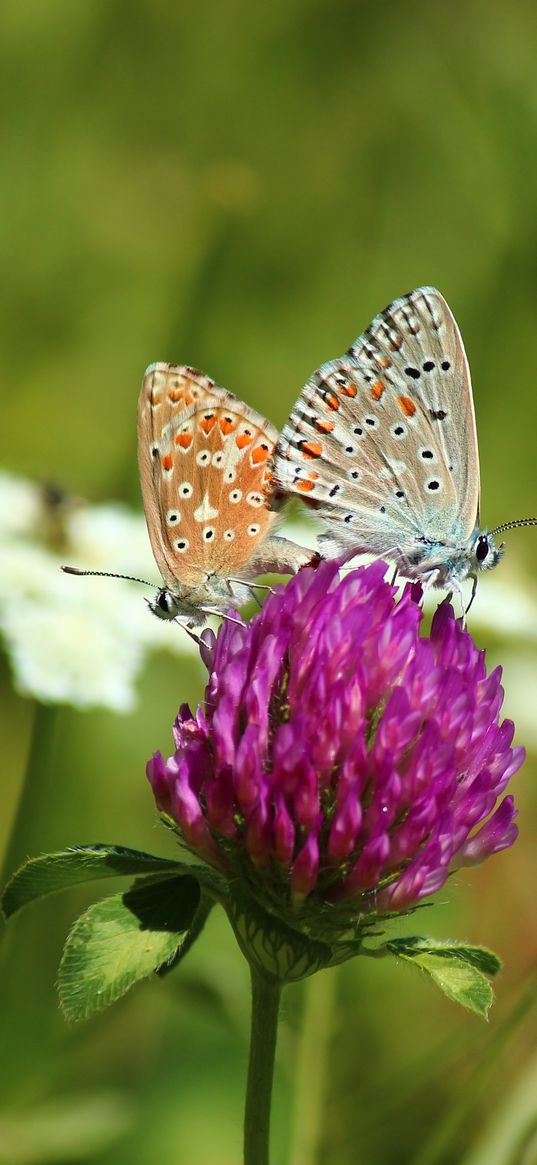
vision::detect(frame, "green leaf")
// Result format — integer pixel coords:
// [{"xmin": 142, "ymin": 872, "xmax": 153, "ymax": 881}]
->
[
  {"xmin": 156, "ymin": 894, "xmax": 214, "ymax": 977},
  {"xmin": 2, "ymin": 845, "xmax": 184, "ymax": 918},
  {"xmin": 387, "ymin": 936, "xmax": 501, "ymax": 977},
  {"xmin": 386, "ymin": 936, "xmax": 500, "ymax": 1019},
  {"xmin": 58, "ymin": 874, "xmax": 200, "ymax": 1021}
]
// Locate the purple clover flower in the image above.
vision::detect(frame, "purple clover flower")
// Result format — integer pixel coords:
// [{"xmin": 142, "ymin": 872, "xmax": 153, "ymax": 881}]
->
[{"xmin": 147, "ymin": 561, "xmax": 522, "ymax": 918}]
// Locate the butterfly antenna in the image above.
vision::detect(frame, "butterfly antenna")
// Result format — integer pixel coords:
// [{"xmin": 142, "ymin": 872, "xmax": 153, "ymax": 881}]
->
[
  {"xmin": 490, "ymin": 517, "xmax": 537, "ymax": 536},
  {"xmin": 61, "ymin": 565, "xmax": 155, "ymax": 587}
]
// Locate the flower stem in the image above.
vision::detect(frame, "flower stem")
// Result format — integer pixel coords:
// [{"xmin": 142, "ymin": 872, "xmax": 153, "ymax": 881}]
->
[
  {"xmin": 289, "ymin": 969, "xmax": 336, "ymax": 1165},
  {"xmin": 244, "ymin": 965, "xmax": 282, "ymax": 1165}
]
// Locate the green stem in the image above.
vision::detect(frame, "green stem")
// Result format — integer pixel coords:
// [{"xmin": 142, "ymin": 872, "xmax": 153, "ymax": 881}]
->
[
  {"xmin": 289, "ymin": 969, "xmax": 336, "ymax": 1165},
  {"xmin": 244, "ymin": 965, "xmax": 282, "ymax": 1165},
  {"xmin": 1, "ymin": 701, "xmax": 58, "ymax": 893}
]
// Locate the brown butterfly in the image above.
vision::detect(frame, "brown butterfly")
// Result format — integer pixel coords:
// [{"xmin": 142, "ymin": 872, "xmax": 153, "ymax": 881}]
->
[{"xmin": 136, "ymin": 363, "xmax": 312, "ymax": 624}]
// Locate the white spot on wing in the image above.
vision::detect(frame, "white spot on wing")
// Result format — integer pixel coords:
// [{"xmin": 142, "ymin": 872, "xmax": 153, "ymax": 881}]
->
[{"xmin": 194, "ymin": 492, "xmax": 219, "ymax": 523}]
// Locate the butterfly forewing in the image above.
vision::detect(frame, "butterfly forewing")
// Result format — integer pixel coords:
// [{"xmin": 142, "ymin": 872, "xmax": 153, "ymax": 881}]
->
[
  {"xmin": 138, "ymin": 364, "xmax": 279, "ymax": 591},
  {"xmin": 274, "ymin": 288, "xmax": 480, "ymax": 557}
]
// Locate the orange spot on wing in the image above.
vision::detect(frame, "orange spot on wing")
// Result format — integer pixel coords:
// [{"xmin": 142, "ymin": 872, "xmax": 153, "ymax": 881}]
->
[
  {"xmin": 199, "ymin": 414, "xmax": 216, "ymax": 434},
  {"xmin": 169, "ymin": 388, "xmax": 193, "ymax": 405},
  {"xmin": 398, "ymin": 395, "xmax": 416, "ymax": 418},
  {"xmin": 296, "ymin": 479, "xmax": 315, "ymax": 492},
  {"xmin": 236, "ymin": 431, "xmax": 254, "ymax": 449},
  {"xmin": 219, "ymin": 416, "xmax": 236, "ymax": 435},
  {"xmin": 149, "ymin": 391, "xmax": 161, "ymax": 405},
  {"xmin": 325, "ymin": 392, "xmax": 340, "ymax": 411},
  {"xmin": 300, "ymin": 440, "xmax": 323, "ymax": 459},
  {"xmin": 340, "ymin": 383, "xmax": 357, "ymax": 398},
  {"xmin": 251, "ymin": 443, "xmax": 270, "ymax": 465},
  {"xmin": 378, "ymin": 355, "xmax": 391, "ymax": 368},
  {"xmin": 162, "ymin": 453, "xmax": 174, "ymax": 470},
  {"xmin": 175, "ymin": 432, "xmax": 193, "ymax": 448},
  {"xmin": 371, "ymin": 380, "xmax": 385, "ymax": 401},
  {"xmin": 315, "ymin": 417, "xmax": 334, "ymax": 433}
]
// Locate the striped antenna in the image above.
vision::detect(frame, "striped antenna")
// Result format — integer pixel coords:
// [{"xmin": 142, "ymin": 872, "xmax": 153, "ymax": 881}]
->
[
  {"xmin": 61, "ymin": 565, "xmax": 155, "ymax": 586},
  {"xmin": 489, "ymin": 517, "xmax": 537, "ymax": 536}
]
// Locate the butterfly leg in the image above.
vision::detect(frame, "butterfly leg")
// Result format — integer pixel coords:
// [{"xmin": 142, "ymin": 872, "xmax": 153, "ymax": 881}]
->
[
  {"xmin": 464, "ymin": 574, "xmax": 478, "ymax": 616},
  {"xmin": 444, "ymin": 578, "xmax": 467, "ymax": 623},
  {"xmin": 248, "ymin": 536, "xmax": 316, "ymax": 577},
  {"xmin": 420, "ymin": 569, "xmax": 441, "ymax": 592},
  {"xmin": 174, "ymin": 620, "xmax": 204, "ymax": 646},
  {"xmin": 227, "ymin": 578, "xmax": 275, "ymax": 594},
  {"xmin": 201, "ymin": 607, "xmax": 246, "ymax": 627}
]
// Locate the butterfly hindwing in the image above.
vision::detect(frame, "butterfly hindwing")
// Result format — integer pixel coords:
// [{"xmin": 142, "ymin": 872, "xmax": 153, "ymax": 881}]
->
[{"xmin": 138, "ymin": 364, "xmax": 280, "ymax": 591}]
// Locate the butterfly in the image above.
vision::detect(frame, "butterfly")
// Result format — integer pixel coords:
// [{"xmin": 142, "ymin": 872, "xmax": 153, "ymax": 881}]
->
[
  {"xmin": 136, "ymin": 362, "xmax": 312, "ymax": 624},
  {"xmin": 273, "ymin": 286, "xmax": 537, "ymax": 605}
]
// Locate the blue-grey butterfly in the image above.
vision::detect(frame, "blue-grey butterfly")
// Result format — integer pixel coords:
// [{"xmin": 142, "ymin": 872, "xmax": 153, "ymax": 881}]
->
[{"xmin": 273, "ymin": 286, "xmax": 537, "ymax": 605}]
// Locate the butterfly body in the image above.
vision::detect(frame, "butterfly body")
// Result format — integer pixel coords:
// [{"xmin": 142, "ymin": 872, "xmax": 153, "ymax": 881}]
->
[
  {"xmin": 274, "ymin": 287, "xmax": 505, "ymax": 595},
  {"xmin": 138, "ymin": 363, "xmax": 311, "ymax": 624}
]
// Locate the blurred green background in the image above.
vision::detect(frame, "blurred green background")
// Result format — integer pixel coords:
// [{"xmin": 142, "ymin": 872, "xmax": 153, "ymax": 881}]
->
[{"xmin": 2, "ymin": 1, "xmax": 537, "ymax": 1162}]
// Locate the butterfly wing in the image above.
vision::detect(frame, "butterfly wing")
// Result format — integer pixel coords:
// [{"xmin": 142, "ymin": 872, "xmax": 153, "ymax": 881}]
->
[
  {"xmin": 274, "ymin": 287, "xmax": 480, "ymax": 560},
  {"xmin": 138, "ymin": 363, "xmax": 279, "ymax": 593}
]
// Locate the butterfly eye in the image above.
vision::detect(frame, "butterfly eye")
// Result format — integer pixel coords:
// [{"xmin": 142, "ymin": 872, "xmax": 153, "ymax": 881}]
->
[
  {"xmin": 476, "ymin": 535, "xmax": 490, "ymax": 563},
  {"xmin": 157, "ymin": 590, "xmax": 175, "ymax": 614}
]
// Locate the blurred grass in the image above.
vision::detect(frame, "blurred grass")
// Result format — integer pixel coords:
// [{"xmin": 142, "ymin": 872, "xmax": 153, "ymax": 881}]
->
[{"xmin": 2, "ymin": 1, "xmax": 537, "ymax": 1162}]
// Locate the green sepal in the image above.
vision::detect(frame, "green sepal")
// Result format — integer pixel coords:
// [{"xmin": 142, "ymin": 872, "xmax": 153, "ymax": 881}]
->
[
  {"xmin": 226, "ymin": 889, "xmax": 336, "ymax": 982},
  {"xmin": 58, "ymin": 874, "xmax": 200, "ymax": 1021},
  {"xmin": 1, "ymin": 844, "xmax": 185, "ymax": 918},
  {"xmin": 383, "ymin": 936, "xmax": 501, "ymax": 1018}
]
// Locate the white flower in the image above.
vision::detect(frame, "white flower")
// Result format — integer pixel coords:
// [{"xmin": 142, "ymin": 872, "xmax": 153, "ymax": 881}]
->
[{"xmin": 0, "ymin": 474, "xmax": 199, "ymax": 713}]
